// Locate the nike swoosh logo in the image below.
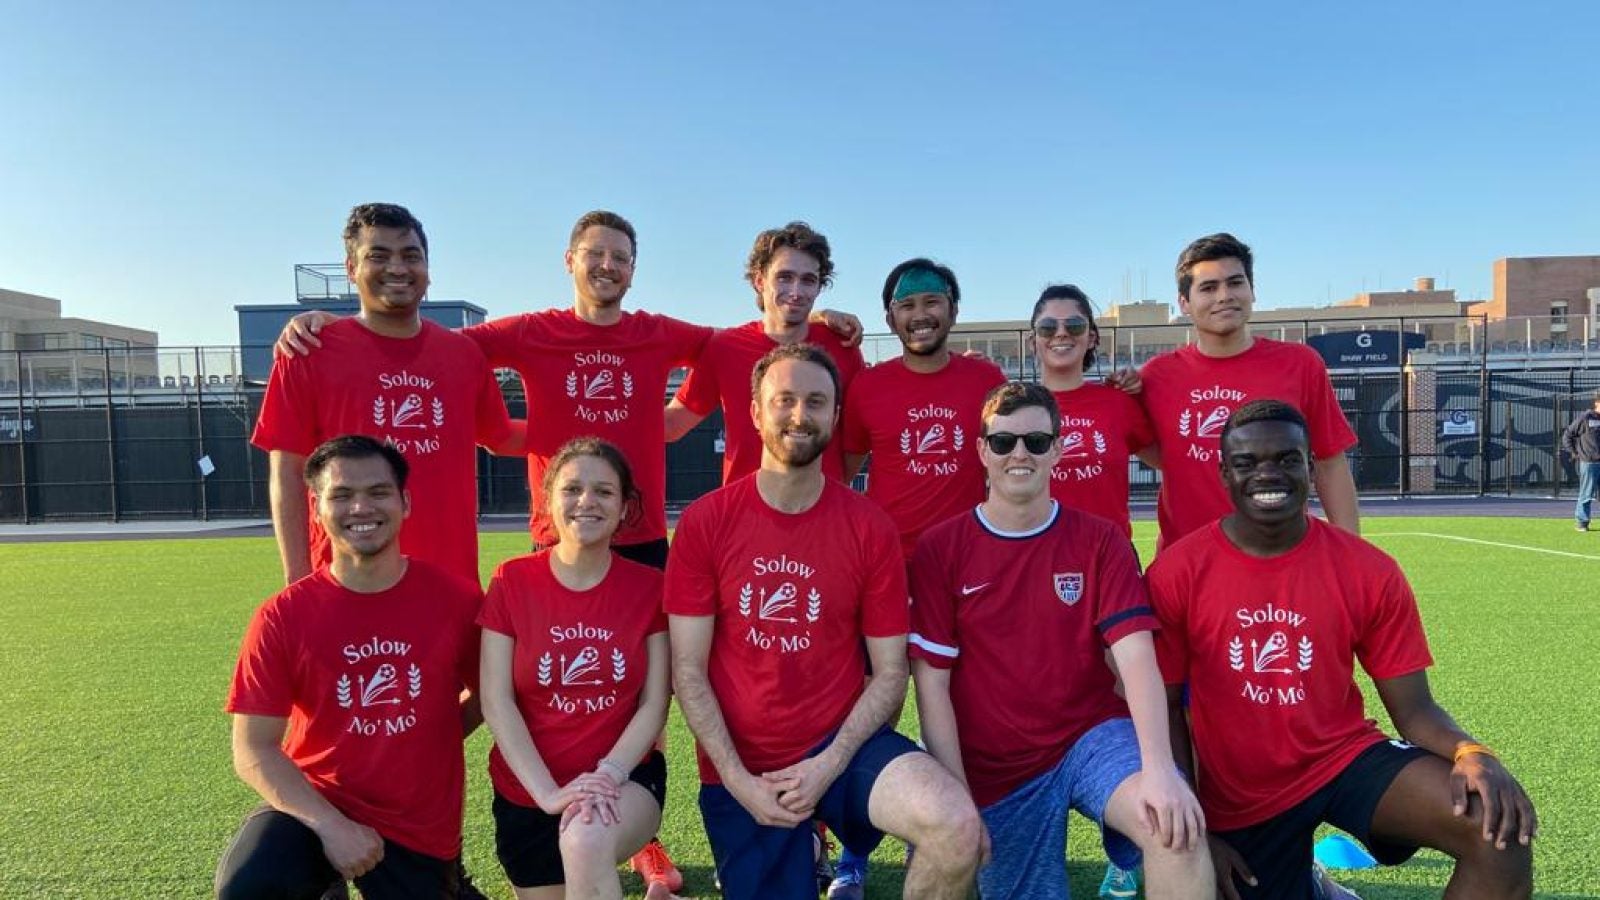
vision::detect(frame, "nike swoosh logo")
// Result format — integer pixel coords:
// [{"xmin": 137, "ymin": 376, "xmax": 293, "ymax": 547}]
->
[{"xmin": 961, "ymin": 583, "xmax": 990, "ymax": 596}]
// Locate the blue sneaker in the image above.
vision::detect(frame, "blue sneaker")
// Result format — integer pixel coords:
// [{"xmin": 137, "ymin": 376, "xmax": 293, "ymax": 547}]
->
[
  {"xmin": 1099, "ymin": 862, "xmax": 1140, "ymax": 899},
  {"xmin": 828, "ymin": 852, "xmax": 867, "ymax": 900}
]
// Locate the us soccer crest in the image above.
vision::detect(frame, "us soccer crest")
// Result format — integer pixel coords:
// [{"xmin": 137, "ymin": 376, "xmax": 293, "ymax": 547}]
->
[{"xmin": 1053, "ymin": 572, "xmax": 1084, "ymax": 605}]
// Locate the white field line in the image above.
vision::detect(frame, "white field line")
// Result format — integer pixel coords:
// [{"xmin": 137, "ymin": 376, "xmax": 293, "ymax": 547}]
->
[{"xmin": 1365, "ymin": 532, "xmax": 1600, "ymax": 561}]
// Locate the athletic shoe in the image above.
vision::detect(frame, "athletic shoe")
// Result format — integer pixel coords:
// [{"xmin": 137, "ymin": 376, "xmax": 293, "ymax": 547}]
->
[
  {"xmin": 828, "ymin": 853, "xmax": 867, "ymax": 900},
  {"xmin": 1312, "ymin": 862, "xmax": 1364, "ymax": 900},
  {"xmin": 630, "ymin": 838, "xmax": 684, "ymax": 893},
  {"xmin": 1098, "ymin": 862, "xmax": 1140, "ymax": 899},
  {"xmin": 1578, "ymin": 523, "xmax": 1591, "ymax": 532}
]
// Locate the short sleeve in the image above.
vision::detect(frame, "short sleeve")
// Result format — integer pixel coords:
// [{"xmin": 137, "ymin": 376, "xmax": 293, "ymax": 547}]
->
[
  {"xmin": 906, "ymin": 530, "xmax": 958, "ymax": 668},
  {"xmin": 251, "ymin": 356, "xmax": 320, "ymax": 456},
  {"xmin": 1120, "ymin": 391, "xmax": 1157, "ymax": 455},
  {"xmin": 663, "ymin": 503, "xmax": 719, "ymax": 616},
  {"xmin": 226, "ymin": 603, "xmax": 294, "ymax": 715},
  {"xmin": 1147, "ymin": 557, "xmax": 1191, "ymax": 686},
  {"xmin": 472, "ymin": 360, "xmax": 515, "ymax": 448},
  {"xmin": 1354, "ymin": 563, "xmax": 1434, "ymax": 680},
  {"xmin": 663, "ymin": 317, "xmax": 715, "ymax": 369},
  {"xmin": 1093, "ymin": 532, "xmax": 1157, "ymax": 646},
  {"xmin": 674, "ymin": 361, "xmax": 721, "ymax": 417},
  {"xmin": 461, "ymin": 317, "xmax": 524, "ymax": 369},
  {"xmin": 840, "ymin": 375, "xmax": 872, "ymax": 455},
  {"xmin": 858, "ymin": 510, "xmax": 910, "ymax": 638},
  {"xmin": 1299, "ymin": 352, "xmax": 1358, "ymax": 459},
  {"xmin": 478, "ymin": 565, "xmax": 517, "ymax": 637}
]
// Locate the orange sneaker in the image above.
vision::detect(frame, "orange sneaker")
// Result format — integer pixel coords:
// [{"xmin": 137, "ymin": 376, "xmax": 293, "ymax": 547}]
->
[{"xmin": 630, "ymin": 838, "xmax": 683, "ymax": 893}]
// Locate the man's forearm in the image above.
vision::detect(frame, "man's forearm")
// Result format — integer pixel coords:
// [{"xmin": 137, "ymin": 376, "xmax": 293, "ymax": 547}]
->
[
  {"xmin": 817, "ymin": 660, "xmax": 907, "ymax": 773},
  {"xmin": 268, "ymin": 453, "xmax": 312, "ymax": 584},
  {"xmin": 672, "ymin": 665, "xmax": 749, "ymax": 783},
  {"xmin": 1111, "ymin": 635, "xmax": 1180, "ymax": 771},
  {"xmin": 1313, "ymin": 453, "xmax": 1360, "ymax": 534},
  {"xmin": 236, "ymin": 742, "xmax": 348, "ymax": 832},
  {"xmin": 912, "ymin": 664, "xmax": 968, "ymax": 788}
]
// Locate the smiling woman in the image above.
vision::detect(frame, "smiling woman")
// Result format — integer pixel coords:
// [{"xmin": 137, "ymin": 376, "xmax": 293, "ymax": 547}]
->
[{"xmin": 476, "ymin": 436, "xmax": 674, "ymax": 899}]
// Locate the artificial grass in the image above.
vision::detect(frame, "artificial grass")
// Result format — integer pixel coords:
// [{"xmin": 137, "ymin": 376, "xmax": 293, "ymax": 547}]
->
[{"xmin": 0, "ymin": 517, "xmax": 1593, "ymax": 897}]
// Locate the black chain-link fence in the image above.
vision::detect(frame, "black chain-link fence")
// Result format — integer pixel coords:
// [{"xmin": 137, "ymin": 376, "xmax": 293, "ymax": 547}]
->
[{"xmin": 4, "ymin": 335, "xmax": 1599, "ymax": 523}]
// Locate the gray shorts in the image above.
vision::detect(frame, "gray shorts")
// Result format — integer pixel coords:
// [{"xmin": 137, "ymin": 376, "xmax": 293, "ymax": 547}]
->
[{"xmin": 977, "ymin": 717, "xmax": 1143, "ymax": 900}]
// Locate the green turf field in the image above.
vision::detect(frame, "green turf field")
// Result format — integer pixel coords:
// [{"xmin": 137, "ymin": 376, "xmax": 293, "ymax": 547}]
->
[{"xmin": 1, "ymin": 517, "xmax": 1595, "ymax": 898}]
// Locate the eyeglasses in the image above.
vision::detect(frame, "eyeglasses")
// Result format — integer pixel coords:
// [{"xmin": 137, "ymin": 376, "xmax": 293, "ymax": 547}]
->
[
  {"xmin": 576, "ymin": 247, "xmax": 634, "ymax": 268},
  {"xmin": 1033, "ymin": 316, "xmax": 1089, "ymax": 339},
  {"xmin": 983, "ymin": 431, "xmax": 1057, "ymax": 455}
]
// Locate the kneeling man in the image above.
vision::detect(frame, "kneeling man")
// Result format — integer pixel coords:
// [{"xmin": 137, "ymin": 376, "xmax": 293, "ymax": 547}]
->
[
  {"xmin": 216, "ymin": 435, "xmax": 482, "ymax": 899},
  {"xmin": 1151, "ymin": 399, "xmax": 1536, "ymax": 899},
  {"xmin": 667, "ymin": 343, "xmax": 984, "ymax": 900},
  {"xmin": 911, "ymin": 381, "xmax": 1212, "ymax": 899}
]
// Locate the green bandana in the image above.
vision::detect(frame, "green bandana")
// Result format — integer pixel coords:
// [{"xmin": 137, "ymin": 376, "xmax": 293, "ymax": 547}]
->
[{"xmin": 891, "ymin": 268, "xmax": 951, "ymax": 301}]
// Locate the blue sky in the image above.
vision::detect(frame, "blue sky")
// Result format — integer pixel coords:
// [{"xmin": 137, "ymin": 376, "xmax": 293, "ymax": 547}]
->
[{"xmin": 2, "ymin": 1, "xmax": 1597, "ymax": 347}]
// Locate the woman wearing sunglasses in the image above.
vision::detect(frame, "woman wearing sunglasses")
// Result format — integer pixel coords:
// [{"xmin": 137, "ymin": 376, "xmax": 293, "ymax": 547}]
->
[
  {"xmin": 1031, "ymin": 285, "xmax": 1160, "ymax": 899},
  {"xmin": 1030, "ymin": 284, "xmax": 1160, "ymax": 540}
]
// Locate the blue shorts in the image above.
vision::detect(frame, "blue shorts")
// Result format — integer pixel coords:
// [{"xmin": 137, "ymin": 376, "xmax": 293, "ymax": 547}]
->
[
  {"xmin": 978, "ymin": 717, "xmax": 1143, "ymax": 900},
  {"xmin": 698, "ymin": 726, "xmax": 920, "ymax": 900}
]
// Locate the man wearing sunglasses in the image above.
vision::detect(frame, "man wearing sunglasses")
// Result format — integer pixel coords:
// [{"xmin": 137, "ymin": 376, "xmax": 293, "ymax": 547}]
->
[
  {"xmin": 909, "ymin": 381, "xmax": 1213, "ymax": 899},
  {"xmin": 841, "ymin": 258, "xmax": 1006, "ymax": 558},
  {"xmin": 1139, "ymin": 233, "xmax": 1359, "ymax": 551}
]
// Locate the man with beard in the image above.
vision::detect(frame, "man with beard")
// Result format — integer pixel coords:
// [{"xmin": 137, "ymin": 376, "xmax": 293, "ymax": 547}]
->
[
  {"xmin": 1151, "ymin": 400, "xmax": 1535, "ymax": 900},
  {"xmin": 666, "ymin": 343, "xmax": 984, "ymax": 900},
  {"xmin": 665, "ymin": 221, "xmax": 865, "ymax": 485},
  {"xmin": 841, "ymin": 258, "xmax": 1007, "ymax": 558},
  {"xmin": 216, "ymin": 436, "xmax": 483, "ymax": 899}
]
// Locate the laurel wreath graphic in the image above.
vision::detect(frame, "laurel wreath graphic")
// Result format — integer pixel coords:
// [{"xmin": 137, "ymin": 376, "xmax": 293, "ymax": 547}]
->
[
  {"xmin": 622, "ymin": 372, "xmax": 634, "ymax": 398},
  {"xmin": 407, "ymin": 663, "xmax": 422, "ymax": 699},
  {"xmin": 1228, "ymin": 636, "xmax": 1244, "ymax": 671},
  {"xmin": 739, "ymin": 583, "xmax": 753, "ymax": 618},
  {"xmin": 805, "ymin": 588, "xmax": 822, "ymax": 624},
  {"xmin": 1297, "ymin": 636, "xmax": 1314, "ymax": 671},
  {"xmin": 1093, "ymin": 431, "xmax": 1108, "ymax": 454},
  {"xmin": 611, "ymin": 648, "xmax": 626, "ymax": 683},
  {"xmin": 899, "ymin": 429, "xmax": 912, "ymax": 455},
  {"xmin": 952, "ymin": 425, "xmax": 965, "ymax": 451},
  {"xmin": 565, "ymin": 372, "xmax": 578, "ymax": 399},
  {"xmin": 537, "ymin": 651, "xmax": 554, "ymax": 686},
  {"xmin": 431, "ymin": 398, "xmax": 444, "ymax": 427},
  {"xmin": 1179, "ymin": 409, "xmax": 1192, "ymax": 437},
  {"xmin": 336, "ymin": 673, "xmax": 354, "ymax": 708},
  {"xmin": 371, "ymin": 397, "xmax": 386, "ymax": 426}
]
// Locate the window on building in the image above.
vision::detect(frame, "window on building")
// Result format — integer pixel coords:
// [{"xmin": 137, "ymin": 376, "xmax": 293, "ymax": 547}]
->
[
  {"xmin": 81, "ymin": 334, "xmax": 105, "ymax": 350},
  {"xmin": 105, "ymin": 337, "xmax": 129, "ymax": 350},
  {"xmin": 15, "ymin": 332, "xmax": 70, "ymax": 351}
]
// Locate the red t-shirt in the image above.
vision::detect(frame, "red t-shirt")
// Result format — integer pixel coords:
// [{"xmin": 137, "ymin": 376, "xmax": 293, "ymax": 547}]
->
[
  {"xmin": 664, "ymin": 476, "xmax": 908, "ymax": 783},
  {"xmin": 674, "ymin": 320, "xmax": 865, "ymax": 484},
  {"xmin": 464, "ymin": 310, "xmax": 712, "ymax": 547},
  {"xmin": 226, "ymin": 561, "xmax": 483, "ymax": 859},
  {"xmin": 1148, "ymin": 519, "xmax": 1434, "ymax": 830},
  {"xmin": 477, "ymin": 551, "xmax": 666, "ymax": 805},
  {"xmin": 252, "ymin": 320, "xmax": 514, "ymax": 583},
  {"xmin": 841, "ymin": 355, "xmax": 1007, "ymax": 557},
  {"xmin": 1139, "ymin": 339, "xmax": 1357, "ymax": 549},
  {"xmin": 908, "ymin": 503, "xmax": 1157, "ymax": 807},
  {"xmin": 1049, "ymin": 384, "xmax": 1156, "ymax": 537}
]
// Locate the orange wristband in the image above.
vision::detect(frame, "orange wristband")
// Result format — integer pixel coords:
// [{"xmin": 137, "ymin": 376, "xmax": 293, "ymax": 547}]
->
[{"xmin": 1453, "ymin": 742, "xmax": 1496, "ymax": 763}]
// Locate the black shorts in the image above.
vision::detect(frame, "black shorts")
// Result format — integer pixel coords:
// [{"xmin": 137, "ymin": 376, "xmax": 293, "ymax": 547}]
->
[
  {"xmin": 491, "ymin": 750, "xmax": 668, "ymax": 888},
  {"xmin": 1212, "ymin": 739, "xmax": 1430, "ymax": 900},
  {"xmin": 531, "ymin": 537, "xmax": 670, "ymax": 571},
  {"xmin": 215, "ymin": 805, "xmax": 458, "ymax": 900}
]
